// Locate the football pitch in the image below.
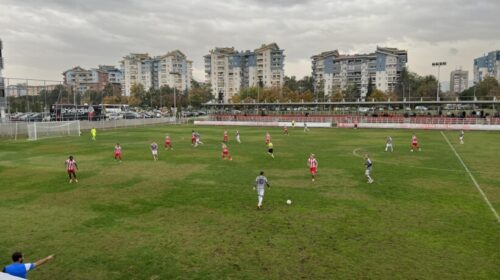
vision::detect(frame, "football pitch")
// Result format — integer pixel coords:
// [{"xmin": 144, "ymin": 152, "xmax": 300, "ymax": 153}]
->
[{"xmin": 0, "ymin": 125, "xmax": 499, "ymax": 279}]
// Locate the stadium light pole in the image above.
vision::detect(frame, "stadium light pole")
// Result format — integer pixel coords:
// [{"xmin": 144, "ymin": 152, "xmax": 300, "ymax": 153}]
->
[{"xmin": 432, "ymin": 61, "xmax": 446, "ymax": 101}]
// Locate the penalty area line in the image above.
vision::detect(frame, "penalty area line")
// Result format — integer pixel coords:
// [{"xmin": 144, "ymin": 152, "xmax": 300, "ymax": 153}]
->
[{"xmin": 441, "ymin": 131, "xmax": 500, "ymax": 224}]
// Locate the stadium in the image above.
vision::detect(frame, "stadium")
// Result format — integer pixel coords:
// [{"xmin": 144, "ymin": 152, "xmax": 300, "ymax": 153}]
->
[{"xmin": 1, "ymin": 1, "xmax": 500, "ymax": 279}]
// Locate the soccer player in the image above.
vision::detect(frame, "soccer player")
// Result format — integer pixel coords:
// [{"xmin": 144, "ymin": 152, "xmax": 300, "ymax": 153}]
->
[
  {"xmin": 308, "ymin": 154, "xmax": 318, "ymax": 182},
  {"xmin": 165, "ymin": 135, "xmax": 173, "ymax": 150},
  {"xmin": 223, "ymin": 130, "xmax": 229, "ymax": 143},
  {"xmin": 254, "ymin": 171, "xmax": 270, "ymax": 210},
  {"xmin": 2, "ymin": 252, "xmax": 54, "ymax": 279},
  {"xmin": 292, "ymin": 120, "xmax": 295, "ymax": 128},
  {"xmin": 236, "ymin": 130, "xmax": 241, "ymax": 144},
  {"xmin": 65, "ymin": 155, "xmax": 78, "ymax": 183},
  {"xmin": 385, "ymin": 136, "xmax": 393, "ymax": 152},
  {"xmin": 191, "ymin": 130, "xmax": 196, "ymax": 146},
  {"xmin": 194, "ymin": 132, "xmax": 204, "ymax": 147},
  {"xmin": 90, "ymin": 127, "xmax": 96, "ymax": 141},
  {"xmin": 365, "ymin": 154, "xmax": 374, "ymax": 184},
  {"xmin": 151, "ymin": 141, "xmax": 159, "ymax": 161},
  {"xmin": 267, "ymin": 141, "xmax": 274, "ymax": 158},
  {"xmin": 114, "ymin": 143, "xmax": 122, "ymax": 162},
  {"xmin": 283, "ymin": 126, "xmax": 289, "ymax": 135},
  {"xmin": 221, "ymin": 143, "xmax": 233, "ymax": 161},
  {"xmin": 265, "ymin": 132, "xmax": 271, "ymax": 145},
  {"xmin": 459, "ymin": 130, "xmax": 465, "ymax": 144},
  {"xmin": 304, "ymin": 122, "xmax": 310, "ymax": 132},
  {"xmin": 411, "ymin": 134, "xmax": 421, "ymax": 152}
]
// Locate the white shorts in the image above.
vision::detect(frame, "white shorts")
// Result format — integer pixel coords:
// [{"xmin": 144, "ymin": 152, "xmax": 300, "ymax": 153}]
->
[
  {"xmin": 152, "ymin": 150, "xmax": 158, "ymax": 155},
  {"xmin": 257, "ymin": 188, "xmax": 265, "ymax": 197},
  {"xmin": 386, "ymin": 143, "xmax": 392, "ymax": 148},
  {"xmin": 365, "ymin": 169, "xmax": 371, "ymax": 176}
]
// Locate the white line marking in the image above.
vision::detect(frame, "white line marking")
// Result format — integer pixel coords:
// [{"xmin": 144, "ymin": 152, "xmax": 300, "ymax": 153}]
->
[
  {"xmin": 352, "ymin": 148, "xmax": 467, "ymax": 173},
  {"xmin": 441, "ymin": 131, "xmax": 500, "ymax": 223}
]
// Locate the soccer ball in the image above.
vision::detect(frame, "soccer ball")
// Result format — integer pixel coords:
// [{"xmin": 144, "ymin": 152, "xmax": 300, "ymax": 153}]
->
[{"xmin": 286, "ymin": 199, "xmax": 292, "ymax": 205}]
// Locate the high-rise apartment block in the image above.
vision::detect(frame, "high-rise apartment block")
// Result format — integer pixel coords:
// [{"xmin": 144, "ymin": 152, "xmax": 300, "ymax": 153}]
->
[
  {"xmin": 474, "ymin": 50, "xmax": 500, "ymax": 83},
  {"xmin": 311, "ymin": 47, "xmax": 407, "ymax": 98},
  {"xmin": 120, "ymin": 50, "xmax": 192, "ymax": 96},
  {"xmin": 204, "ymin": 43, "xmax": 284, "ymax": 103},
  {"xmin": 63, "ymin": 65, "xmax": 122, "ymax": 94},
  {"xmin": 449, "ymin": 69, "xmax": 468, "ymax": 94}
]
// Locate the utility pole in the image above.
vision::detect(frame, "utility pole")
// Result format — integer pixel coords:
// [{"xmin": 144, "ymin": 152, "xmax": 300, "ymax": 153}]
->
[{"xmin": 170, "ymin": 71, "xmax": 181, "ymax": 119}]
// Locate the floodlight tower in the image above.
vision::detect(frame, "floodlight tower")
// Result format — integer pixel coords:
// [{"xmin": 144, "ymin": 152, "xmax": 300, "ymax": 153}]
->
[{"xmin": 432, "ymin": 61, "xmax": 447, "ymax": 101}]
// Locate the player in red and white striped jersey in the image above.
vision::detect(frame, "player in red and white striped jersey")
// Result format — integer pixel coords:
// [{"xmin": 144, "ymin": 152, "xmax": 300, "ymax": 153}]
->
[
  {"xmin": 308, "ymin": 154, "xmax": 318, "ymax": 182},
  {"xmin": 411, "ymin": 134, "xmax": 421, "ymax": 152},
  {"xmin": 65, "ymin": 155, "xmax": 79, "ymax": 183},
  {"xmin": 114, "ymin": 143, "xmax": 122, "ymax": 162}
]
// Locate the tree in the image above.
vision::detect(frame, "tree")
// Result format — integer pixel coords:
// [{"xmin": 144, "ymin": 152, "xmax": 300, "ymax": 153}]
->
[
  {"xmin": 330, "ymin": 88, "xmax": 343, "ymax": 102},
  {"xmin": 415, "ymin": 75, "xmax": 438, "ymax": 99},
  {"xmin": 345, "ymin": 83, "xmax": 359, "ymax": 101},
  {"xmin": 189, "ymin": 85, "xmax": 212, "ymax": 107},
  {"xmin": 370, "ymin": 89, "xmax": 387, "ymax": 101},
  {"xmin": 366, "ymin": 78, "xmax": 374, "ymax": 98},
  {"xmin": 129, "ymin": 84, "xmax": 147, "ymax": 107},
  {"xmin": 460, "ymin": 77, "xmax": 500, "ymax": 100}
]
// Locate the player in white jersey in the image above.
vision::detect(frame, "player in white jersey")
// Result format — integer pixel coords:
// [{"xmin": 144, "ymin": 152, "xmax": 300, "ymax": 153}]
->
[
  {"xmin": 459, "ymin": 130, "xmax": 464, "ymax": 144},
  {"xmin": 150, "ymin": 141, "xmax": 158, "ymax": 161},
  {"xmin": 194, "ymin": 132, "xmax": 203, "ymax": 147},
  {"xmin": 308, "ymin": 154, "xmax": 318, "ymax": 182},
  {"xmin": 236, "ymin": 130, "xmax": 241, "ymax": 144},
  {"xmin": 304, "ymin": 122, "xmax": 310, "ymax": 132},
  {"xmin": 364, "ymin": 154, "xmax": 374, "ymax": 184},
  {"xmin": 254, "ymin": 171, "xmax": 270, "ymax": 209},
  {"xmin": 385, "ymin": 136, "xmax": 393, "ymax": 152},
  {"xmin": 65, "ymin": 155, "xmax": 79, "ymax": 183}
]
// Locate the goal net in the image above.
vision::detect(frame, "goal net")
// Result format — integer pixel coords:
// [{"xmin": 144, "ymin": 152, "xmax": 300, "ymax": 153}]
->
[{"xmin": 27, "ymin": 121, "xmax": 81, "ymax": 141}]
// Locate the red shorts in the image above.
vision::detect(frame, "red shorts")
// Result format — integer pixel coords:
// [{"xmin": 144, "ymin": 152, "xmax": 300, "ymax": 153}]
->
[
  {"xmin": 165, "ymin": 141, "xmax": 171, "ymax": 145},
  {"xmin": 191, "ymin": 137, "xmax": 196, "ymax": 143},
  {"xmin": 223, "ymin": 151, "xmax": 229, "ymax": 156},
  {"xmin": 114, "ymin": 152, "xmax": 121, "ymax": 157},
  {"xmin": 412, "ymin": 142, "xmax": 418, "ymax": 147},
  {"xmin": 67, "ymin": 169, "xmax": 75, "ymax": 174},
  {"xmin": 310, "ymin": 167, "xmax": 317, "ymax": 174},
  {"xmin": 223, "ymin": 137, "xmax": 228, "ymax": 142}
]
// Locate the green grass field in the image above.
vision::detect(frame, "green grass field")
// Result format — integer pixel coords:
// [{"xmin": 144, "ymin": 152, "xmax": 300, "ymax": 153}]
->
[{"xmin": 1, "ymin": 125, "xmax": 499, "ymax": 279}]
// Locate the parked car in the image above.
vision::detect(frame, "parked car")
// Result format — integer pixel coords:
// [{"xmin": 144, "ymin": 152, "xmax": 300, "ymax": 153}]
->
[
  {"xmin": 108, "ymin": 113, "xmax": 123, "ymax": 120},
  {"xmin": 415, "ymin": 106, "xmax": 428, "ymax": 111},
  {"xmin": 27, "ymin": 113, "xmax": 43, "ymax": 122},
  {"xmin": 358, "ymin": 107, "xmax": 370, "ymax": 113},
  {"xmin": 122, "ymin": 112, "xmax": 141, "ymax": 119}
]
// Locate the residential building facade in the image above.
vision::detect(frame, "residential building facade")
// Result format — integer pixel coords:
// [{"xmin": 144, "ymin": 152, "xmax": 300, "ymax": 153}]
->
[
  {"xmin": 204, "ymin": 43, "xmax": 285, "ymax": 103},
  {"xmin": 63, "ymin": 65, "xmax": 122, "ymax": 94},
  {"xmin": 120, "ymin": 51, "xmax": 192, "ymax": 96},
  {"xmin": 473, "ymin": 50, "xmax": 500, "ymax": 83},
  {"xmin": 449, "ymin": 69, "xmax": 468, "ymax": 94},
  {"xmin": 311, "ymin": 47, "xmax": 407, "ymax": 98}
]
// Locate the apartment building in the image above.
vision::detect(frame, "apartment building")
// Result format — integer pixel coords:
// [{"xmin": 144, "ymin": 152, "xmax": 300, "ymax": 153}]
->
[
  {"xmin": 62, "ymin": 65, "xmax": 122, "ymax": 94},
  {"xmin": 204, "ymin": 43, "xmax": 284, "ymax": 103},
  {"xmin": 449, "ymin": 69, "xmax": 469, "ymax": 94},
  {"xmin": 474, "ymin": 50, "xmax": 500, "ymax": 83},
  {"xmin": 311, "ymin": 47, "xmax": 407, "ymax": 98},
  {"xmin": 120, "ymin": 51, "xmax": 192, "ymax": 96}
]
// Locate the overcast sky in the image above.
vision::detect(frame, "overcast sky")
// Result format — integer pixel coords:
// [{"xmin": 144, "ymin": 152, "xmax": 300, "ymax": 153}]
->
[{"xmin": 1, "ymin": 0, "xmax": 499, "ymax": 85}]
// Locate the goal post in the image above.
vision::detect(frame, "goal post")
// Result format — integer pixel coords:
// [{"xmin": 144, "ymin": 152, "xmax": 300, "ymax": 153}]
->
[{"xmin": 27, "ymin": 121, "xmax": 81, "ymax": 141}]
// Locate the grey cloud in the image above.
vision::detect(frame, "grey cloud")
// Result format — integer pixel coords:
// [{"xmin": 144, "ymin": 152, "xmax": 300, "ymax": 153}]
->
[{"xmin": 0, "ymin": 0, "xmax": 499, "ymax": 81}]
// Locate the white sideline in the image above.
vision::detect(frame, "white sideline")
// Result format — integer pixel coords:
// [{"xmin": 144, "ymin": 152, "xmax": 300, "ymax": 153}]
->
[{"xmin": 440, "ymin": 131, "xmax": 500, "ymax": 223}]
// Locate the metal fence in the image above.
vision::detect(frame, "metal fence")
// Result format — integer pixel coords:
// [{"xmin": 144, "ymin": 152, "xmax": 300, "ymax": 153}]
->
[{"xmin": 0, "ymin": 117, "xmax": 189, "ymax": 139}]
